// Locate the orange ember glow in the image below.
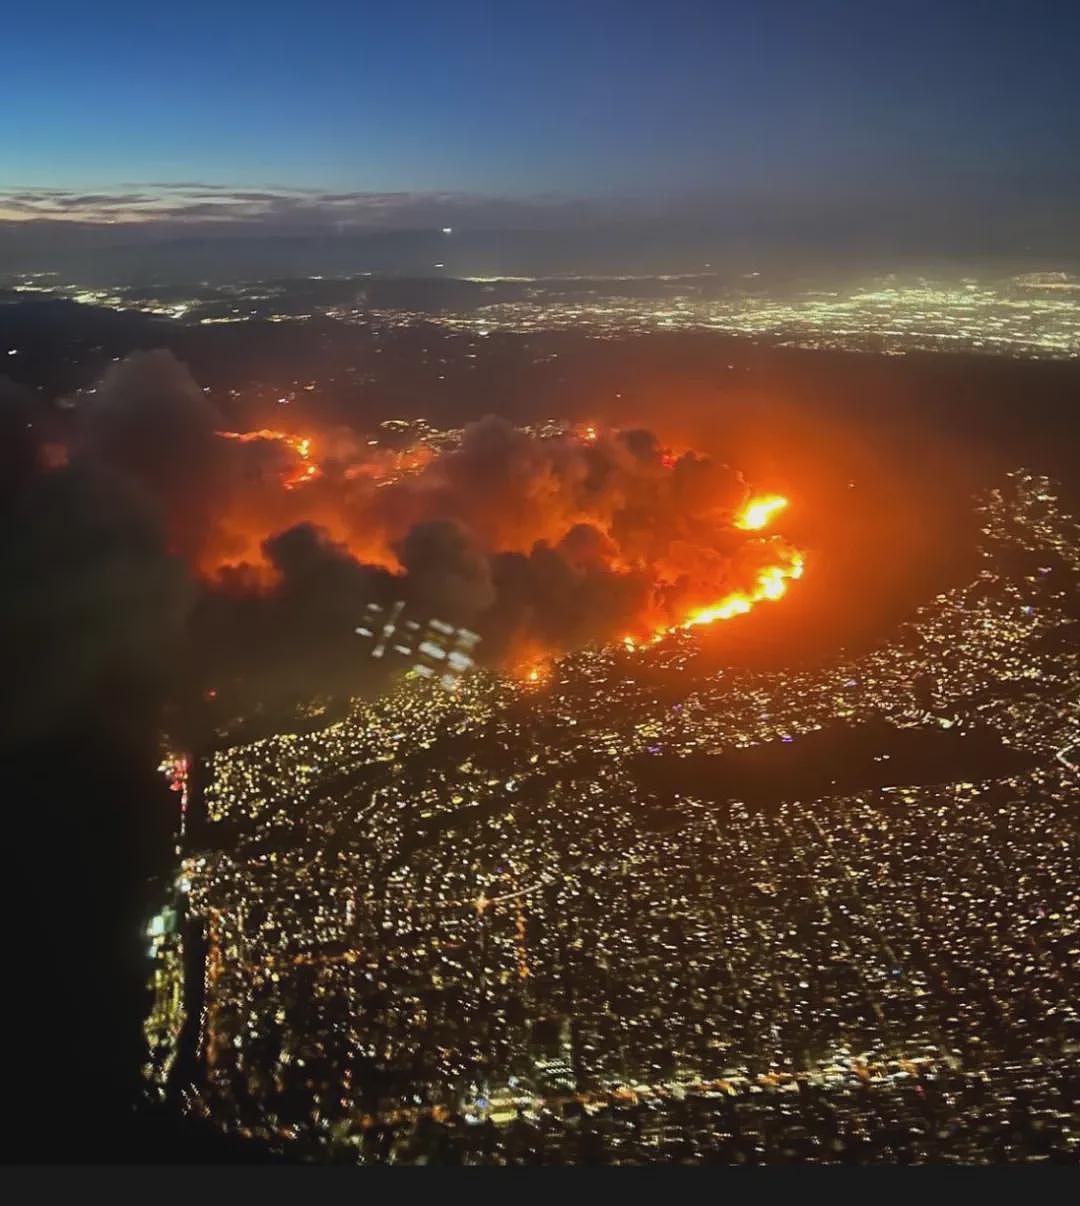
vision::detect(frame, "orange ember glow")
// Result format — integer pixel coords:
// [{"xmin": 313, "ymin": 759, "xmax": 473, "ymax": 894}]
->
[
  {"xmin": 39, "ymin": 442, "xmax": 70, "ymax": 471},
  {"xmin": 216, "ymin": 429, "xmax": 322, "ymax": 490},
  {"xmin": 518, "ymin": 658, "xmax": 553, "ymax": 685},
  {"xmin": 679, "ymin": 550, "xmax": 805, "ymax": 630},
  {"xmin": 735, "ymin": 494, "xmax": 788, "ymax": 531}
]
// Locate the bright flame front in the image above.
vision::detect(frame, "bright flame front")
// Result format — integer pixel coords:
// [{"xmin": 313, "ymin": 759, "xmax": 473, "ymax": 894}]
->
[
  {"xmin": 678, "ymin": 492, "xmax": 802, "ymax": 631},
  {"xmin": 680, "ymin": 550, "xmax": 805, "ymax": 630},
  {"xmin": 216, "ymin": 429, "xmax": 321, "ymax": 490},
  {"xmin": 736, "ymin": 494, "xmax": 788, "ymax": 531}
]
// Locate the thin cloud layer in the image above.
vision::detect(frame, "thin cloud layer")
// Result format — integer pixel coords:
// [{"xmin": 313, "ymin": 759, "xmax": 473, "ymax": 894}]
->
[{"xmin": 0, "ymin": 183, "xmax": 604, "ymax": 231}]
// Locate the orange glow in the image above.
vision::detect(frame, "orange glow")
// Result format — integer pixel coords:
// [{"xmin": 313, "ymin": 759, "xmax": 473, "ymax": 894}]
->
[
  {"xmin": 216, "ymin": 429, "xmax": 322, "ymax": 490},
  {"xmin": 39, "ymin": 442, "xmax": 70, "ymax": 471},
  {"xmin": 201, "ymin": 420, "xmax": 806, "ymax": 665},
  {"xmin": 343, "ymin": 442, "xmax": 437, "ymax": 482},
  {"xmin": 519, "ymin": 659, "xmax": 553, "ymax": 685},
  {"xmin": 735, "ymin": 494, "xmax": 788, "ymax": 531},
  {"xmin": 680, "ymin": 550, "xmax": 805, "ymax": 630}
]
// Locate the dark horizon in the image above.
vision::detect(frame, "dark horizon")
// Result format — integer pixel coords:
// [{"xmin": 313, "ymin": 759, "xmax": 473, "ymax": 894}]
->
[{"xmin": 4, "ymin": 223, "xmax": 1079, "ymax": 290}]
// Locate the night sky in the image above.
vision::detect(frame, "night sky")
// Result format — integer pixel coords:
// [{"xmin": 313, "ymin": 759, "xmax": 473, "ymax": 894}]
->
[{"xmin": 2, "ymin": 0, "xmax": 1079, "ymax": 257}]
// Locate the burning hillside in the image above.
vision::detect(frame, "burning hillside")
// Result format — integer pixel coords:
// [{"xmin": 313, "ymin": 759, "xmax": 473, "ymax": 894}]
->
[
  {"xmin": 6, "ymin": 349, "xmax": 807, "ymax": 729},
  {"xmin": 199, "ymin": 406, "xmax": 805, "ymax": 658}
]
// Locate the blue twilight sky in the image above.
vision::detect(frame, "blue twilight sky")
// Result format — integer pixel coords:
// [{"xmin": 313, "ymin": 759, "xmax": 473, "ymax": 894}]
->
[{"xmin": 1, "ymin": 0, "xmax": 1079, "ymax": 236}]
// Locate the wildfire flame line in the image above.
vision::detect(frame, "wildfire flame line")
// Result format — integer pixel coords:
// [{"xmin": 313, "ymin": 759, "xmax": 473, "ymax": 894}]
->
[
  {"xmin": 679, "ymin": 493, "xmax": 801, "ymax": 628},
  {"xmin": 679, "ymin": 549, "xmax": 804, "ymax": 628},
  {"xmin": 216, "ymin": 429, "xmax": 320, "ymax": 490},
  {"xmin": 734, "ymin": 493, "xmax": 788, "ymax": 531},
  {"xmin": 527, "ymin": 493, "xmax": 803, "ymax": 681}
]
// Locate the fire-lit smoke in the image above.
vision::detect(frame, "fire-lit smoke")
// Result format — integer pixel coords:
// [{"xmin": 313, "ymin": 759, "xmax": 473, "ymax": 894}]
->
[
  {"xmin": 9, "ymin": 350, "xmax": 807, "ymax": 728},
  {"xmin": 681, "ymin": 545, "xmax": 803, "ymax": 627},
  {"xmin": 215, "ymin": 429, "xmax": 321, "ymax": 490},
  {"xmin": 587, "ymin": 497, "xmax": 802, "ymax": 679},
  {"xmin": 199, "ymin": 409, "xmax": 805, "ymax": 663}
]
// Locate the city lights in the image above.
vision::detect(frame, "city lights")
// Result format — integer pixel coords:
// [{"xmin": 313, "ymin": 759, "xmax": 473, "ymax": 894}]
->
[{"xmin": 143, "ymin": 470, "xmax": 1080, "ymax": 1163}]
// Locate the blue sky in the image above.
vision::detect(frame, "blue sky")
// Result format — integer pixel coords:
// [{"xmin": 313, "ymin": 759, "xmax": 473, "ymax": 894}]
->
[{"xmin": 2, "ymin": 0, "xmax": 1078, "ymax": 236}]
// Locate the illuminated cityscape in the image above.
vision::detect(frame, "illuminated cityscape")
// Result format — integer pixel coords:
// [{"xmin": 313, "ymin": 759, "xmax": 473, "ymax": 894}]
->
[
  {"xmin": 7, "ymin": 272, "xmax": 1080, "ymax": 359},
  {"xmin": 143, "ymin": 471, "xmax": 1080, "ymax": 1163},
  {"xmin": 413, "ymin": 277, "xmax": 1080, "ymax": 359}
]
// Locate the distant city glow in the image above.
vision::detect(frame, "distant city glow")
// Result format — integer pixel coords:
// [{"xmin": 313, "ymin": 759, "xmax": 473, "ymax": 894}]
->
[{"xmin": 12, "ymin": 273, "xmax": 1080, "ymax": 359}]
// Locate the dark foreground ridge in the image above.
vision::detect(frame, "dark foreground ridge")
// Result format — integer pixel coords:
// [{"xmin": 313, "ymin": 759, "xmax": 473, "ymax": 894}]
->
[{"xmin": 630, "ymin": 719, "xmax": 1038, "ymax": 811}]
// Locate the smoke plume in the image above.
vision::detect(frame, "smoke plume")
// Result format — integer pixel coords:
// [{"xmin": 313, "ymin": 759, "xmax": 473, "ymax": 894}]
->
[{"xmin": 1, "ymin": 351, "xmax": 803, "ymax": 740}]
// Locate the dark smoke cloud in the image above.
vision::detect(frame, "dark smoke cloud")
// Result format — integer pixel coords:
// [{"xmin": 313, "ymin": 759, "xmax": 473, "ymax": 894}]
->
[
  {"xmin": 396, "ymin": 520, "xmax": 496, "ymax": 622},
  {"xmin": 187, "ymin": 525, "xmax": 395, "ymax": 718},
  {"xmin": 82, "ymin": 349, "xmax": 229, "ymax": 558},
  {"xmin": 0, "ymin": 375, "xmax": 37, "ymax": 506},
  {"xmin": 486, "ymin": 543, "xmax": 653, "ymax": 661},
  {"xmin": 0, "ymin": 372, "xmax": 191, "ymax": 746},
  {"xmin": 368, "ymin": 414, "xmax": 748, "ymax": 562},
  {"xmin": 557, "ymin": 523, "xmax": 620, "ymax": 571}
]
